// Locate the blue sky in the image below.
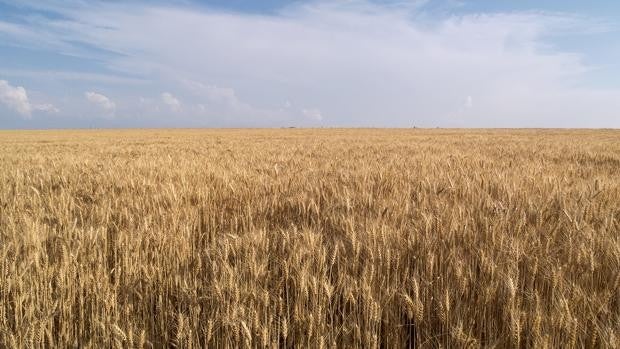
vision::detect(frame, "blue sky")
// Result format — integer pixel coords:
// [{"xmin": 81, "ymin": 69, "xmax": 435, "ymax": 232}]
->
[{"xmin": 0, "ymin": 0, "xmax": 619, "ymax": 128}]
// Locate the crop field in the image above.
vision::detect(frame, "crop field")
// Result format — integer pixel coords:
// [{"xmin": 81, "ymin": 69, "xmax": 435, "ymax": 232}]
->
[{"xmin": 0, "ymin": 129, "xmax": 618, "ymax": 348}]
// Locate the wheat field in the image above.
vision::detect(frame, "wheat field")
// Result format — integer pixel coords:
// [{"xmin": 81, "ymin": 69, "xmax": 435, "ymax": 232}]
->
[{"xmin": 0, "ymin": 129, "xmax": 618, "ymax": 348}]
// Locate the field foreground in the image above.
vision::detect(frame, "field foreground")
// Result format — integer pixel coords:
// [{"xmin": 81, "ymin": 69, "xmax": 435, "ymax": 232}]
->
[{"xmin": 0, "ymin": 129, "xmax": 619, "ymax": 348}]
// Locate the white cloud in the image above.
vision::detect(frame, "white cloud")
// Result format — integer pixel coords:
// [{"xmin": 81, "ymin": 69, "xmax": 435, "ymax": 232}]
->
[
  {"xmin": 161, "ymin": 92, "xmax": 181, "ymax": 112},
  {"xmin": 67, "ymin": 3, "xmax": 618, "ymax": 126},
  {"xmin": 464, "ymin": 96, "xmax": 473, "ymax": 109},
  {"xmin": 302, "ymin": 108, "xmax": 323, "ymax": 121},
  {"xmin": 0, "ymin": 80, "xmax": 32, "ymax": 117},
  {"xmin": 202, "ymin": 85, "xmax": 237, "ymax": 106},
  {"xmin": 1, "ymin": 2, "xmax": 619, "ymax": 127},
  {"xmin": 85, "ymin": 91, "xmax": 116, "ymax": 112},
  {"xmin": 181, "ymin": 79, "xmax": 246, "ymax": 109},
  {"xmin": 178, "ymin": 80, "xmax": 282, "ymax": 122},
  {"xmin": 0, "ymin": 79, "xmax": 59, "ymax": 118},
  {"xmin": 33, "ymin": 103, "xmax": 59, "ymax": 113}
]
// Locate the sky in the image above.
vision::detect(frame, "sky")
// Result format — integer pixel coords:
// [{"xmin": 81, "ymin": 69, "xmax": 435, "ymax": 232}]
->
[{"xmin": 0, "ymin": 0, "xmax": 619, "ymax": 128}]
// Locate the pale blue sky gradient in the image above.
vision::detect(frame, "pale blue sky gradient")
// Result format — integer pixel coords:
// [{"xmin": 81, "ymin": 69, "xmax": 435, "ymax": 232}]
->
[{"xmin": 0, "ymin": 0, "xmax": 619, "ymax": 128}]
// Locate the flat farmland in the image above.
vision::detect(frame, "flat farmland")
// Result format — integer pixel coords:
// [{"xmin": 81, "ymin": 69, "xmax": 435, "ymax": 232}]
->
[{"xmin": 0, "ymin": 129, "xmax": 618, "ymax": 348}]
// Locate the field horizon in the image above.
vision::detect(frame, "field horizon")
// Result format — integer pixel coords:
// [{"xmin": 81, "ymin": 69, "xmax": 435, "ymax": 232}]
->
[{"xmin": 1, "ymin": 127, "xmax": 619, "ymax": 132}]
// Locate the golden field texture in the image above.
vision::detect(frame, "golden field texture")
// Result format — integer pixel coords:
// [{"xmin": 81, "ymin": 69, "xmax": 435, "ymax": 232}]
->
[{"xmin": 0, "ymin": 129, "xmax": 619, "ymax": 348}]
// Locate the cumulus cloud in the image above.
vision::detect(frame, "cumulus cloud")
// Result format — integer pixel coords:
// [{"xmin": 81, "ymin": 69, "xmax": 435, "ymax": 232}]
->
[
  {"xmin": 464, "ymin": 96, "xmax": 473, "ymax": 109},
  {"xmin": 302, "ymin": 108, "xmax": 323, "ymax": 121},
  {"xmin": 33, "ymin": 103, "xmax": 59, "ymax": 113},
  {"xmin": 181, "ymin": 80, "xmax": 246, "ymax": 110},
  {"xmin": 161, "ymin": 92, "xmax": 181, "ymax": 112},
  {"xmin": 0, "ymin": 79, "xmax": 59, "ymax": 118},
  {"xmin": 0, "ymin": 80, "xmax": 31, "ymax": 117},
  {"xmin": 85, "ymin": 91, "xmax": 116, "ymax": 112},
  {"xmin": 177, "ymin": 79, "xmax": 282, "ymax": 123}
]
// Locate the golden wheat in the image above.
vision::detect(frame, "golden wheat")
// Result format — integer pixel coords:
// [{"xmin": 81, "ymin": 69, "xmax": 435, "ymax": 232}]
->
[{"xmin": 0, "ymin": 129, "xmax": 618, "ymax": 348}]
